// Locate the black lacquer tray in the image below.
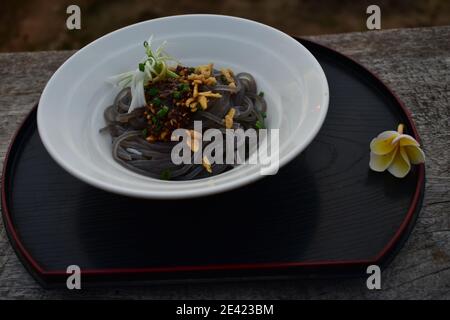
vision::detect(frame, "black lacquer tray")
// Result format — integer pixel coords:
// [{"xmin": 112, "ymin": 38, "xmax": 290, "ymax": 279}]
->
[{"xmin": 1, "ymin": 39, "xmax": 425, "ymax": 288}]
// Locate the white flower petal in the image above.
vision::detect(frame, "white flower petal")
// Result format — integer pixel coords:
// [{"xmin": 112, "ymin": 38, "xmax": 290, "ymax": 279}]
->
[
  {"xmin": 377, "ymin": 130, "xmax": 399, "ymax": 140},
  {"xmin": 369, "ymin": 148, "xmax": 397, "ymax": 172},
  {"xmin": 404, "ymin": 145, "xmax": 425, "ymax": 164},
  {"xmin": 387, "ymin": 147, "xmax": 411, "ymax": 178},
  {"xmin": 392, "ymin": 134, "xmax": 420, "ymax": 147},
  {"xmin": 370, "ymin": 132, "xmax": 398, "ymax": 155}
]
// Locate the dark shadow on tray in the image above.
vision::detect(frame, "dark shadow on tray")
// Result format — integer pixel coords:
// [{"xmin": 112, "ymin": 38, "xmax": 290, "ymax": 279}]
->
[
  {"xmin": 366, "ymin": 167, "xmax": 419, "ymax": 201},
  {"xmin": 74, "ymin": 153, "xmax": 320, "ymax": 270}
]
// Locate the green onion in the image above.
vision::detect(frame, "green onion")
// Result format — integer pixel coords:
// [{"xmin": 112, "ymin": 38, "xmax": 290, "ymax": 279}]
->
[
  {"xmin": 147, "ymin": 87, "xmax": 159, "ymax": 96},
  {"xmin": 110, "ymin": 38, "xmax": 179, "ymax": 109},
  {"xmin": 178, "ymin": 83, "xmax": 189, "ymax": 92},
  {"xmin": 166, "ymin": 69, "xmax": 179, "ymax": 78},
  {"xmin": 220, "ymin": 75, "xmax": 227, "ymax": 83},
  {"xmin": 142, "ymin": 128, "xmax": 148, "ymax": 137},
  {"xmin": 255, "ymin": 120, "xmax": 265, "ymax": 129},
  {"xmin": 155, "ymin": 121, "xmax": 162, "ymax": 132},
  {"xmin": 157, "ymin": 105, "xmax": 169, "ymax": 118},
  {"xmin": 173, "ymin": 91, "xmax": 182, "ymax": 99},
  {"xmin": 152, "ymin": 97, "xmax": 162, "ymax": 107},
  {"xmin": 258, "ymin": 91, "xmax": 265, "ymax": 97},
  {"xmin": 261, "ymin": 111, "xmax": 267, "ymax": 118},
  {"xmin": 154, "ymin": 62, "xmax": 162, "ymax": 73},
  {"xmin": 160, "ymin": 169, "xmax": 171, "ymax": 180},
  {"xmin": 188, "ymin": 67, "xmax": 195, "ymax": 73}
]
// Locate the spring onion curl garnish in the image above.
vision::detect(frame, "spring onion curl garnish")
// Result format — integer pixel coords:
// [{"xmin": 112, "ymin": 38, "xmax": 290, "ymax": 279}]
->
[{"xmin": 107, "ymin": 35, "xmax": 178, "ymax": 113}]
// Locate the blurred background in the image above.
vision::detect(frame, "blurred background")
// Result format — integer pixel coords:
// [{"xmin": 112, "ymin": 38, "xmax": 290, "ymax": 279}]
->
[{"xmin": 2, "ymin": 0, "xmax": 449, "ymax": 52}]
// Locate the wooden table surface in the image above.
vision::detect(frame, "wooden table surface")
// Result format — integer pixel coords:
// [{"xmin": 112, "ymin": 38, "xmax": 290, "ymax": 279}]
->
[{"xmin": 0, "ymin": 26, "xmax": 449, "ymax": 299}]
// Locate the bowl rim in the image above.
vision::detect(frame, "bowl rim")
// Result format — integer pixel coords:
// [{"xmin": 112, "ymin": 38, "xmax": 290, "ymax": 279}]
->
[{"xmin": 37, "ymin": 14, "xmax": 329, "ymax": 199}]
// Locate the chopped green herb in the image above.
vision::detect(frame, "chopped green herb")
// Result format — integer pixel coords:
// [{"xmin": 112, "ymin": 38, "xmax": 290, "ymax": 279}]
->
[
  {"xmin": 167, "ymin": 69, "xmax": 179, "ymax": 78},
  {"xmin": 258, "ymin": 91, "xmax": 264, "ymax": 98},
  {"xmin": 147, "ymin": 87, "xmax": 159, "ymax": 96},
  {"xmin": 255, "ymin": 120, "xmax": 265, "ymax": 129},
  {"xmin": 178, "ymin": 83, "xmax": 189, "ymax": 92},
  {"xmin": 138, "ymin": 63, "xmax": 145, "ymax": 72},
  {"xmin": 152, "ymin": 97, "xmax": 162, "ymax": 107},
  {"xmin": 154, "ymin": 121, "xmax": 162, "ymax": 132},
  {"xmin": 143, "ymin": 41, "xmax": 148, "ymax": 47},
  {"xmin": 157, "ymin": 105, "xmax": 169, "ymax": 118},
  {"xmin": 142, "ymin": 128, "xmax": 148, "ymax": 138},
  {"xmin": 261, "ymin": 111, "xmax": 267, "ymax": 118},
  {"xmin": 160, "ymin": 169, "xmax": 171, "ymax": 180},
  {"xmin": 173, "ymin": 91, "xmax": 182, "ymax": 99},
  {"xmin": 188, "ymin": 67, "xmax": 195, "ymax": 73},
  {"xmin": 220, "ymin": 75, "xmax": 227, "ymax": 83},
  {"xmin": 150, "ymin": 115, "xmax": 162, "ymax": 132}
]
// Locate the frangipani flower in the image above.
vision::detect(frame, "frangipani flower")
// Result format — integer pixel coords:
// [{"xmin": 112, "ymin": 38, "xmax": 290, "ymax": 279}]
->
[{"xmin": 369, "ymin": 124, "xmax": 425, "ymax": 178}]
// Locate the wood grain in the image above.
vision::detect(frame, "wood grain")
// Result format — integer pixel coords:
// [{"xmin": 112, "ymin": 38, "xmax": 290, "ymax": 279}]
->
[{"xmin": 0, "ymin": 26, "xmax": 449, "ymax": 299}]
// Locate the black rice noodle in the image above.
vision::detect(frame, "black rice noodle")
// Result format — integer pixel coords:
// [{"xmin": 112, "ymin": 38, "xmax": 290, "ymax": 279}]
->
[{"xmin": 101, "ymin": 71, "xmax": 267, "ymax": 180}]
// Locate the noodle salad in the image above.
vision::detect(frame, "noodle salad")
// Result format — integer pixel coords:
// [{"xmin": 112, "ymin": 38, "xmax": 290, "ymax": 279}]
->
[{"xmin": 102, "ymin": 36, "xmax": 267, "ymax": 180}]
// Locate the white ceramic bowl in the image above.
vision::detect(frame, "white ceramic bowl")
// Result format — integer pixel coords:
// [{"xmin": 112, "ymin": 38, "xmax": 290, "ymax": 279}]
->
[{"xmin": 37, "ymin": 14, "xmax": 329, "ymax": 199}]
